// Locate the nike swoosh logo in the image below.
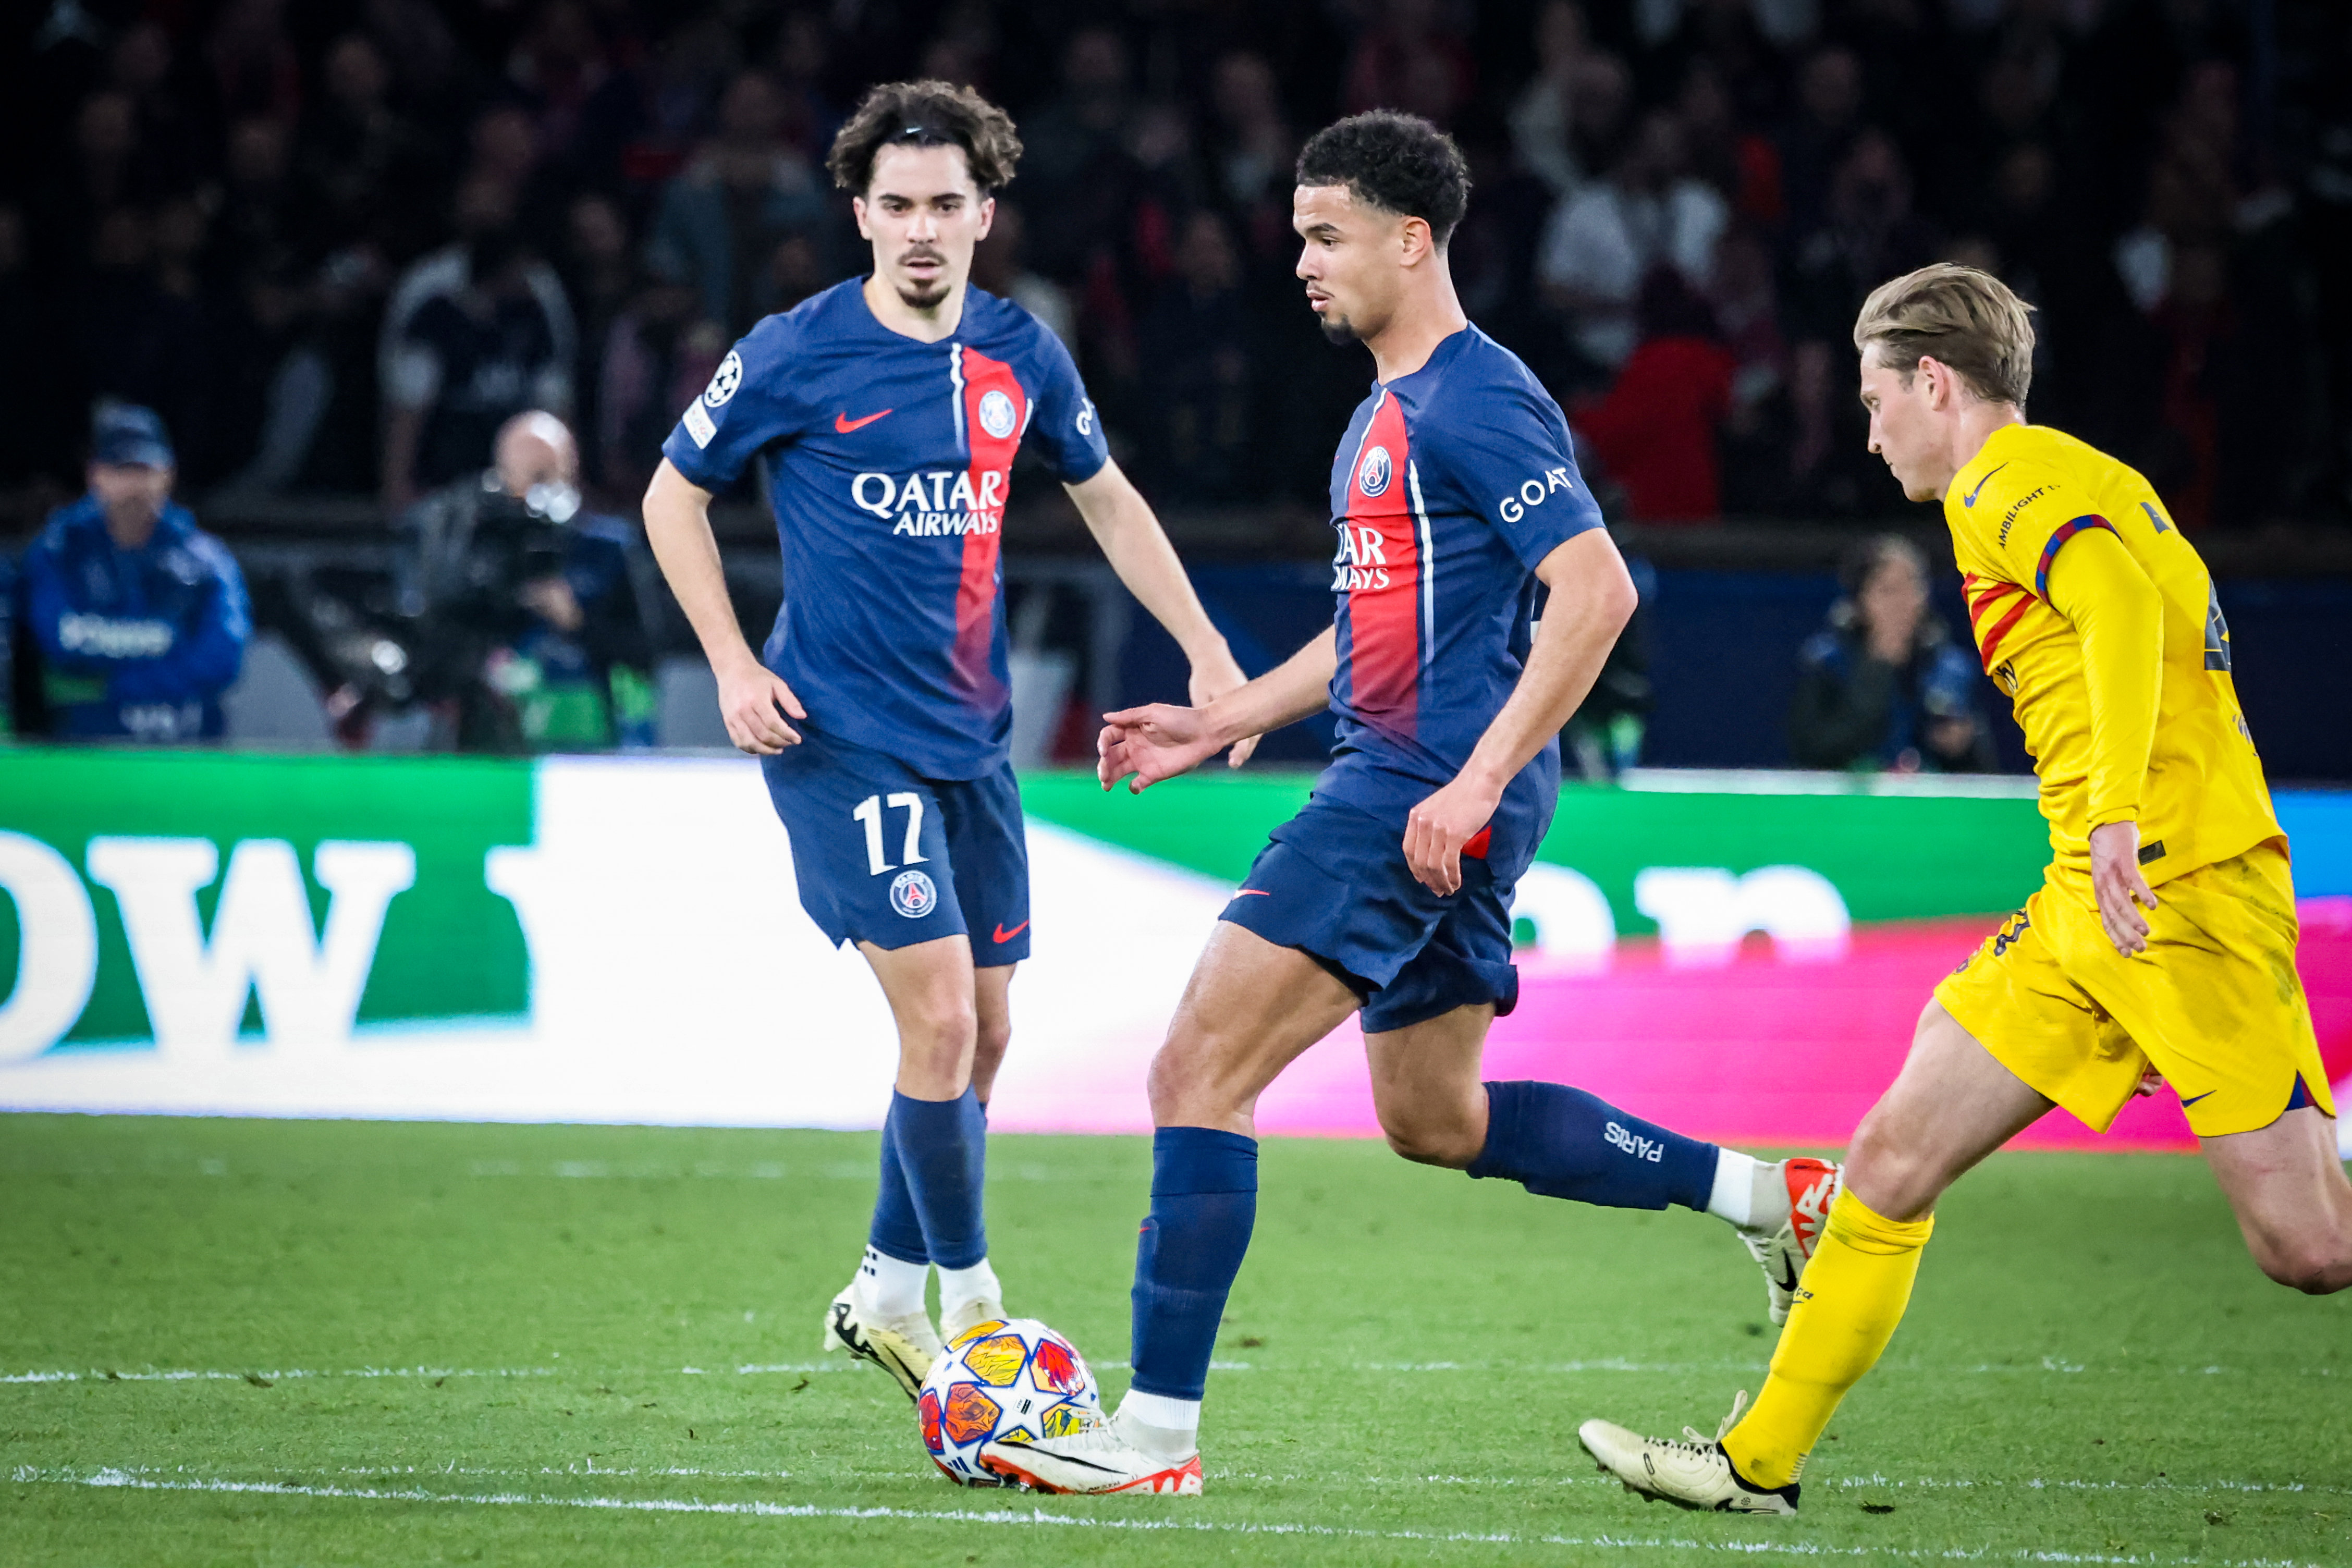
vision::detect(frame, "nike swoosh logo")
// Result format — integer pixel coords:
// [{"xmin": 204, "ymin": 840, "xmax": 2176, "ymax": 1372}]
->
[
  {"xmin": 2180, "ymin": 1089, "xmax": 2216, "ymax": 1107},
  {"xmin": 1770, "ymin": 1256, "xmax": 1800, "ymax": 1295},
  {"xmin": 1232, "ymin": 889, "xmax": 1271, "ymax": 897},
  {"xmin": 1962, "ymin": 462, "xmax": 2008, "ymax": 507},
  {"xmin": 835, "ymin": 408, "xmax": 893, "ymax": 433},
  {"xmin": 991, "ymin": 920, "xmax": 1030, "ymax": 943}
]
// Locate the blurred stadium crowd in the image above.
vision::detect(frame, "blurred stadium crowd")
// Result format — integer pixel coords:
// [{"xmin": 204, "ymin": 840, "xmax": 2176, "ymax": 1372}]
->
[{"xmin": 3, "ymin": 0, "xmax": 2349, "ymax": 532}]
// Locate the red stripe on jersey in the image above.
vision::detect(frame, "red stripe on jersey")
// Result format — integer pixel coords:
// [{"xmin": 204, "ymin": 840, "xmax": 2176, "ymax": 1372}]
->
[
  {"xmin": 1959, "ymin": 570, "xmax": 2034, "ymax": 672},
  {"xmin": 953, "ymin": 347, "xmax": 1024, "ymax": 702},
  {"xmin": 1341, "ymin": 393, "xmax": 1420, "ymax": 738},
  {"xmin": 1975, "ymin": 597, "xmax": 2034, "ymax": 672},
  {"xmin": 1963, "ymin": 572, "xmax": 2028, "ymax": 624},
  {"xmin": 1462, "ymin": 826, "xmax": 1491, "ymax": 860}
]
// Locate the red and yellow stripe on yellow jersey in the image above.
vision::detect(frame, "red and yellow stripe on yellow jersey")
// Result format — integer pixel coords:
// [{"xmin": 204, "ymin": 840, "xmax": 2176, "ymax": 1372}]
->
[{"xmin": 1942, "ymin": 422, "xmax": 2279, "ymax": 896}]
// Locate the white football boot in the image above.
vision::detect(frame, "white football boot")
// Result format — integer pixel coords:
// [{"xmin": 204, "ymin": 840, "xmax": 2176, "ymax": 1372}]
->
[
  {"xmin": 1578, "ymin": 1392, "xmax": 1800, "ymax": 1516},
  {"xmin": 979, "ymin": 1406, "xmax": 1205, "ymax": 1496},
  {"xmin": 939, "ymin": 1295, "xmax": 1009, "ymax": 1345},
  {"xmin": 820, "ymin": 1279, "xmax": 942, "ymax": 1401},
  {"xmin": 1736, "ymin": 1157, "xmax": 1841, "ymax": 1325}
]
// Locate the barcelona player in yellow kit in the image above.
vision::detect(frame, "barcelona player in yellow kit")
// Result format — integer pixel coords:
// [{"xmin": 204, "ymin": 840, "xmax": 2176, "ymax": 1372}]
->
[{"xmin": 1579, "ymin": 264, "xmax": 2352, "ymax": 1515}]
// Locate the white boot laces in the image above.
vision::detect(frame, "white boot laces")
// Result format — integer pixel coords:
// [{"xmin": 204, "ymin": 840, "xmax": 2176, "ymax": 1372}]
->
[{"xmin": 1666, "ymin": 1389, "xmax": 1752, "ymax": 1459}]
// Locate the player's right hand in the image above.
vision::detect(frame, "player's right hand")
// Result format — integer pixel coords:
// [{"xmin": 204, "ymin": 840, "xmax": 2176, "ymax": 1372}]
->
[
  {"xmin": 717, "ymin": 658, "xmax": 805, "ymax": 754},
  {"xmin": 1097, "ymin": 703, "xmax": 1224, "ymax": 794},
  {"xmin": 2087, "ymin": 818, "xmax": 2157, "ymax": 956}
]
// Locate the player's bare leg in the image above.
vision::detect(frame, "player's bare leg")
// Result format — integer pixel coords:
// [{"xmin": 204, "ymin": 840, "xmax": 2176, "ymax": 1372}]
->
[
  {"xmin": 970, "ymin": 961, "xmax": 1013, "ymax": 1104},
  {"xmin": 1841, "ymin": 1001, "xmax": 2054, "ymax": 1221},
  {"xmin": 866, "ymin": 935, "xmax": 984, "ymax": 1097},
  {"xmin": 1582, "ymin": 1001, "xmax": 2047, "ymax": 1510},
  {"xmin": 823, "ymin": 936, "xmax": 1008, "ymax": 1396},
  {"xmin": 1145, "ymin": 923, "xmax": 1366, "ymax": 1133},
  {"xmin": 2202, "ymin": 1107, "xmax": 2352, "ymax": 1294},
  {"xmin": 1363, "ymin": 1001, "xmax": 1493, "ymax": 1167}
]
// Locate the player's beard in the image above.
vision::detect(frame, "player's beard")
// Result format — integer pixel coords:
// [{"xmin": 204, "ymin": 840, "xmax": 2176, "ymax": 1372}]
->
[
  {"xmin": 895, "ymin": 277, "xmax": 952, "ymax": 310},
  {"xmin": 893, "ymin": 249, "xmax": 952, "ymax": 312},
  {"xmin": 1317, "ymin": 311, "xmax": 1358, "ymax": 346}
]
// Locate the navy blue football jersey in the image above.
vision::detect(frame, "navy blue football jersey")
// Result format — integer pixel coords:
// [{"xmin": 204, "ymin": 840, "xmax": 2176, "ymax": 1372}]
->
[
  {"xmin": 663, "ymin": 279, "xmax": 1107, "ymax": 779},
  {"xmin": 1317, "ymin": 325, "xmax": 1603, "ymax": 876}
]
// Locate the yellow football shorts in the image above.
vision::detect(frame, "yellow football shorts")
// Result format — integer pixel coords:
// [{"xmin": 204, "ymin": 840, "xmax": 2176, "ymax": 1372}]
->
[{"xmin": 1934, "ymin": 838, "xmax": 2333, "ymax": 1138}]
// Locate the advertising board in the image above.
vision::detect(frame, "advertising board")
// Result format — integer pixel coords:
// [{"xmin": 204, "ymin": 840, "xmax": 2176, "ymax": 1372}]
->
[{"xmin": 2, "ymin": 750, "xmax": 2344, "ymax": 1151}]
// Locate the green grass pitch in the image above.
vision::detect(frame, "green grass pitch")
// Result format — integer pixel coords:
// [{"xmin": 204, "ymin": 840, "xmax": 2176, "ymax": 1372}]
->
[{"xmin": 3, "ymin": 1114, "xmax": 2346, "ymax": 1566}]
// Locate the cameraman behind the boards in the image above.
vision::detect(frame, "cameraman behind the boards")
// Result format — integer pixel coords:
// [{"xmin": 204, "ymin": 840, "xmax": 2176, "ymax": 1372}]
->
[
  {"xmin": 399, "ymin": 410, "xmax": 655, "ymax": 752},
  {"xmin": 20, "ymin": 405, "xmax": 250, "ymax": 743}
]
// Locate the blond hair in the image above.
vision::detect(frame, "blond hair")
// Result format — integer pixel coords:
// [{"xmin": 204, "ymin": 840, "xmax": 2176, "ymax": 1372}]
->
[{"xmin": 1853, "ymin": 264, "xmax": 2036, "ymax": 407}]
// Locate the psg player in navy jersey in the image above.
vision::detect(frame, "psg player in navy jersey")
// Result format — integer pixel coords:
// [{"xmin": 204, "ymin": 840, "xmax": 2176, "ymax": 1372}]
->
[
  {"xmin": 982, "ymin": 114, "xmax": 1839, "ymax": 1496},
  {"xmin": 642, "ymin": 82, "xmax": 1254, "ymax": 1400}
]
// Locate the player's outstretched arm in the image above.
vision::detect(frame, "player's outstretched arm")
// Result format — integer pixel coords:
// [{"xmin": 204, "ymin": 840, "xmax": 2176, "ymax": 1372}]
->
[
  {"xmin": 1404, "ymin": 530, "xmax": 1637, "ymax": 895},
  {"xmin": 1065, "ymin": 459, "xmax": 1259, "ymax": 766},
  {"xmin": 2041, "ymin": 525, "xmax": 2164, "ymax": 953},
  {"xmin": 1098, "ymin": 626, "xmax": 1338, "ymax": 794},
  {"xmin": 641, "ymin": 458, "xmax": 806, "ymax": 755}
]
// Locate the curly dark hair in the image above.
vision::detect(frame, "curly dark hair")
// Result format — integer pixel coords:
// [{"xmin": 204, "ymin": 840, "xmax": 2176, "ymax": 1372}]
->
[
  {"xmin": 1295, "ymin": 111, "xmax": 1471, "ymax": 247},
  {"xmin": 826, "ymin": 79, "xmax": 1023, "ymax": 195}
]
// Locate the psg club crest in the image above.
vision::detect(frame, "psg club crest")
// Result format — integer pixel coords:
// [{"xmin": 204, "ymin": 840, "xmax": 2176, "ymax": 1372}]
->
[
  {"xmin": 704, "ymin": 351, "xmax": 743, "ymax": 407},
  {"xmin": 890, "ymin": 869, "xmax": 938, "ymax": 919},
  {"xmin": 1356, "ymin": 443, "xmax": 1392, "ymax": 498},
  {"xmin": 977, "ymin": 388, "xmax": 1018, "ymax": 440}
]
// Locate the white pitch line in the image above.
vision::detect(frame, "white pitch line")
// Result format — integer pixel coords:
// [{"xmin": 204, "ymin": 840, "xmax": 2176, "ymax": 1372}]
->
[
  {"xmin": 1827, "ymin": 1474, "xmax": 2352, "ymax": 1500},
  {"xmin": 0, "ymin": 1366, "xmax": 558, "ymax": 1386},
  {"xmin": 94, "ymin": 1462, "xmax": 798, "ymax": 1482},
  {"xmin": 0, "ymin": 1363, "xmax": 865, "ymax": 1386},
  {"xmin": 1238, "ymin": 1471, "xmax": 2352, "ymax": 1501},
  {"xmin": 7, "ymin": 1468, "xmax": 2330, "ymax": 1568},
  {"xmin": 75, "ymin": 1462, "xmax": 2351, "ymax": 1503},
  {"xmin": 6, "ymin": 1359, "xmax": 2333, "ymax": 1387}
]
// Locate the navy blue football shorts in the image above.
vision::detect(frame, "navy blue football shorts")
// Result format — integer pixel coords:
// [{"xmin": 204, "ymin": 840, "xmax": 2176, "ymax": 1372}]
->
[
  {"xmin": 1218, "ymin": 793, "xmax": 1519, "ymax": 1034},
  {"xmin": 761, "ymin": 725, "xmax": 1031, "ymax": 965}
]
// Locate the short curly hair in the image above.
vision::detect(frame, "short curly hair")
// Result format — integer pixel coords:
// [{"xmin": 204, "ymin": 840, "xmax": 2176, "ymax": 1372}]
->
[
  {"xmin": 827, "ymin": 79, "xmax": 1023, "ymax": 196},
  {"xmin": 1295, "ymin": 111, "xmax": 1471, "ymax": 247}
]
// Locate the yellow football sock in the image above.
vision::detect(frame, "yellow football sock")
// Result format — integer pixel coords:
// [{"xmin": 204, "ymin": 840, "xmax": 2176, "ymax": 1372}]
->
[{"xmin": 1721, "ymin": 1185, "xmax": 1933, "ymax": 1490}]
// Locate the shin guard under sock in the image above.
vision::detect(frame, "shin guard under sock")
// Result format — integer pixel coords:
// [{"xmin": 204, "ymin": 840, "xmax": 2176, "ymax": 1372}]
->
[
  {"xmin": 1129, "ymin": 1127, "xmax": 1257, "ymax": 1402},
  {"xmin": 1722, "ymin": 1186, "xmax": 1934, "ymax": 1489},
  {"xmin": 867, "ymin": 1098, "xmax": 929, "ymax": 1266},
  {"xmin": 890, "ymin": 1086, "xmax": 989, "ymax": 1271},
  {"xmin": 1467, "ymin": 1081, "xmax": 1718, "ymax": 1211}
]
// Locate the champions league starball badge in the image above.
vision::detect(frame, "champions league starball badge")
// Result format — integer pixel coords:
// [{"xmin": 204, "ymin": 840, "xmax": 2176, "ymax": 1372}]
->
[
  {"xmin": 704, "ymin": 351, "xmax": 743, "ymax": 407},
  {"xmin": 890, "ymin": 868, "xmax": 938, "ymax": 918}
]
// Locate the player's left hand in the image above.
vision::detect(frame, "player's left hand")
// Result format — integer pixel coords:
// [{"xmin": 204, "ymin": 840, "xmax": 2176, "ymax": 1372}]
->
[
  {"xmin": 1404, "ymin": 774, "xmax": 1501, "ymax": 897},
  {"xmin": 2088, "ymin": 819, "xmax": 2158, "ymax": 956},
  {"xmin": 1186, "ymin": 645, "xmax": 1260, "ymax": 768}
]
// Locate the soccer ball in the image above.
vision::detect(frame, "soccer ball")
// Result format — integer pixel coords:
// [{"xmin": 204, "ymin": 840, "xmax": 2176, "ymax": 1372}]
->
[{"xmin": 916, "ymin": 1317, "xmax": 1101, "ymax": 1486}]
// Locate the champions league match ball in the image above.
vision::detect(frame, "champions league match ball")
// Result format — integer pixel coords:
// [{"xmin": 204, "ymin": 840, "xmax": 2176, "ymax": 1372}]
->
[{"xmin": 917, "ymin": 1318, "xmax": 1102, "ymax": 1486}]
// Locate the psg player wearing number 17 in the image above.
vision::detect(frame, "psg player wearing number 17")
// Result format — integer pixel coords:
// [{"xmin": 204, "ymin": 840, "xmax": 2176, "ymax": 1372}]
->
[
  {"xmin": 981, "ymin": 114, "xmax": 1838, "ymax": 1496},
  {"xmin": 642, "ymin": 82, "xmax": 1254, "ymax": 1399}
]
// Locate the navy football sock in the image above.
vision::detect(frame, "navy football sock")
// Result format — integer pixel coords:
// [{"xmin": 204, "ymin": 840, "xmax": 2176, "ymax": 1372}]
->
[
  {"xmin": 867, "ymin": 1098, "xmax": 928, "ymax": 1265},
  {"xmin": 890, "ymin": 1087, "xmax": 988, "ymax": 1270},
  {"xmin": 1129, "ymin": 1127, "xmax": 1258, "ymax": 1402},
  {"xmin": 1467, "ymin": 1081, "xmax": 1717, "ymax": 1212}
]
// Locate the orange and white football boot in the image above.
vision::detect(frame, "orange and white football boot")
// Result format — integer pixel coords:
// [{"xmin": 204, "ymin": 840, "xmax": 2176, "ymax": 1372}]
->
[
  {"xmin": 1737, "ymin": 1157, "xmax": 1841, "ymax": 1325},
  {"xmin": 979, "ymin": 1407, "xmax": 1204, "ymax": 1496}
]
